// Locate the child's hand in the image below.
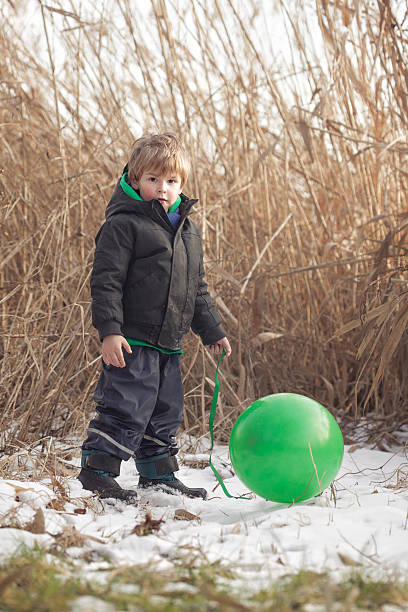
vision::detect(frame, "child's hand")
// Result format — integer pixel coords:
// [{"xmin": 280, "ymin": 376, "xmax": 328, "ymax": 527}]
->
[
  {"xmin": 210, "ymin": 336, "xmax": 232, "ymax": 357},
  {"xmin": 102, "ymin": 335, "xmax": 132, "ymax": 368}
]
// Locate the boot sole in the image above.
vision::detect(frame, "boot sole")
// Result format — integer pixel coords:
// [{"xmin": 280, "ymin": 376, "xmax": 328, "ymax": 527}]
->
[{"xmin": 138, "ymin": 479, "xmax": 207, "ymax": 500}]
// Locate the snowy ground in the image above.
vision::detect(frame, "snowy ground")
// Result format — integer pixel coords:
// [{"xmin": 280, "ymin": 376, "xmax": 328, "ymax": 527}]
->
[{"xmin": 0, "ymin": 441, "xmax": 407, "ymax": 589}]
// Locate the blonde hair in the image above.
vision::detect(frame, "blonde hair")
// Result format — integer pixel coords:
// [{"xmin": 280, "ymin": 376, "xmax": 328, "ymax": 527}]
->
[{"xmin": 128, "ymin": 132, "xmax": 190, "ymax": 187}]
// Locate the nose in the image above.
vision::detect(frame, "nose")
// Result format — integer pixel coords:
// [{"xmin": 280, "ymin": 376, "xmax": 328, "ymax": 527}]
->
[{"xmin": 157, "ymin": 179, "xmax": 166, "ymax": 193}]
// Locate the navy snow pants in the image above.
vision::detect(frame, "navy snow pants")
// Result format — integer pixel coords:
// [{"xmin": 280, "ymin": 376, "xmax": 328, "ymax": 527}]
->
[{"xmin": 83, "ymin": 346, "xmax": 184, "ymax": 460}]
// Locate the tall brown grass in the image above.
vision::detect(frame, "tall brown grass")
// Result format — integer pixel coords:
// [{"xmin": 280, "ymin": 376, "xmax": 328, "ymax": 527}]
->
[{"xmin": 1, "ymin": 0, "xmax": 407, "ymax": 452}]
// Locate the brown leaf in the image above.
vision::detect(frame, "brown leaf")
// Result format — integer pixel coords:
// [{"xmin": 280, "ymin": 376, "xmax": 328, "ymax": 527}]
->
[
  {"xmin": 338, "ymin": 552, "xmax": 360, "ymax": 566},
  {"xmin": 132, "ymin": 512, "xmax": 165, "ymax": 536},
  {"xmin": 51, "ymin": 525, "xmax": 104, "ymax": 551},
  {"xmin": 74, "ymin": 508, "xmax": 87, "ymax": 515},
  {"xmin": 47, "ymin": 498, "xmax": 65, "ymax": 511},
  {"xmin": 349, "ymin": 444, "xmax": 364, "ymax": 453},
  {"xmin": 25, "ymin": 508, "xmax": 45, "ymax": 534},
  {"xmin": 174, "ymin": 509, "xmax": 200, "ymax": 522},
  {"xmin": 8, "ymin": 483, "xmax": 31, "ymax": 502}
]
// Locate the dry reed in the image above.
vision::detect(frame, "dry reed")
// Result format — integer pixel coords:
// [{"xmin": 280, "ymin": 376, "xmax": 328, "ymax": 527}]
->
[{"xmin": 1, "ymin": 0, "xmax": 407, "ymax": 454}]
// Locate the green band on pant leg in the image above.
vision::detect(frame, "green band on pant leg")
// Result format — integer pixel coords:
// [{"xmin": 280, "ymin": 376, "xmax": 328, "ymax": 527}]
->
[{"xmin": 152, "ymin": 473, "xmax": 175, "ymax": 482}]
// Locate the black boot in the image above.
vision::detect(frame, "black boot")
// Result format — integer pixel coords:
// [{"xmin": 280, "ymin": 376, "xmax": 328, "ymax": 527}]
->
[
  {"xmin": 135, "ymin": 452, "xmax": 207, "ymax": 500},
  {"xmin": 78, "ymin": 450, "xmax": 137, "ymax": 502}
]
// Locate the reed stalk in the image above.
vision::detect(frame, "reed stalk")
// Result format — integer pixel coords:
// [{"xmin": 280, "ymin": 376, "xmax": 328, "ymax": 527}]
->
[{"xmin": 1, "ymin": 0, "xmax": 407, "ymax": 450}]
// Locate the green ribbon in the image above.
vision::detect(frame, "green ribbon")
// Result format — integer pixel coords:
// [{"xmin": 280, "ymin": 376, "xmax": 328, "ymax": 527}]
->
[{"xmin": 208, "ymin": 349, "xmax": 251, "ymax": 499}]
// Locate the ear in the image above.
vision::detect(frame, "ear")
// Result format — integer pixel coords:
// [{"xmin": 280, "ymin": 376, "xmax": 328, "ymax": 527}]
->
[{"xmin": 130, "ymin": 177, "xmax": 139, "ymax": 190}]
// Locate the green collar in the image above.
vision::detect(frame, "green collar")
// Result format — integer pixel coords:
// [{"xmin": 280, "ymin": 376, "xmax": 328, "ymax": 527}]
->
[{"xmin": 120, "ymin": 173, "xmax": 181, "ymax": 213}]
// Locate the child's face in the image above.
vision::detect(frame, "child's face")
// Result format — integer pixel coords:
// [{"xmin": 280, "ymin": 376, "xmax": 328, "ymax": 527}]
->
[{"xmin": 132, "ymin": 169, "xmax": 183, "ymax": 212}]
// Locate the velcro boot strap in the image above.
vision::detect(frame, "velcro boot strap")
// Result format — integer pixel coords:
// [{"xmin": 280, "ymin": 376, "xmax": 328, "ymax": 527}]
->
[
  {"xmin": 135, "ymin": 453, "xmax": 179, "ymax": 478},
  {"xmin": 155, "ymin": 454, "xmax": 179, "ymax": 476},
  {"xmin": 84, "ymin": 452, "xmax": 121, "ymax": 477}
]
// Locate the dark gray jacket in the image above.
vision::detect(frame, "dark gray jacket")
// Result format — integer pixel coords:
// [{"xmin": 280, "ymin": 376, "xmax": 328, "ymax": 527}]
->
[{"xmin": 91, "ymin": 179, "xmax": 225, "ymax": 350}]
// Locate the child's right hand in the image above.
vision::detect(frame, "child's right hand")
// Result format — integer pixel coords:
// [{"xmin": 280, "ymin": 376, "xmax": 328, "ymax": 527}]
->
[{"xmin": 102, "ymin": 335, "xmax": 132, "ymax": 368}]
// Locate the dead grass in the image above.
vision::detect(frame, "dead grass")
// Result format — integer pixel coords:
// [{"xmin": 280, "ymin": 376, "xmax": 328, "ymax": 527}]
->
[
  {"xmin": 0, "ymin": 547, "xmax": 407, "ymax": 611},
  {"xmin": 1, "ymin": 1, "xmax": 408, "ymax": 452}
]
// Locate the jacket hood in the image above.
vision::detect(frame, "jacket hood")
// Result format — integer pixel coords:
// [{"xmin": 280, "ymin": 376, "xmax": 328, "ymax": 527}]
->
[{"xmin": 105, "ymin": 166, "xmax": 197, "ymax": 220}]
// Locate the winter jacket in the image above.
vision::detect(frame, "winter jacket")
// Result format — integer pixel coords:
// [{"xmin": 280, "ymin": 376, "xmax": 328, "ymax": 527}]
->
[{"xmin": 90, "ymin": 176, "xmax": 225, "ymax": 351}]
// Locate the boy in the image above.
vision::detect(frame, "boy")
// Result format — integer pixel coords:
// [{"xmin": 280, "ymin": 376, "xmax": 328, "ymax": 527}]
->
[{"xmin": 78, "ymin": 133, "xmax": 231, "ymax": 502}]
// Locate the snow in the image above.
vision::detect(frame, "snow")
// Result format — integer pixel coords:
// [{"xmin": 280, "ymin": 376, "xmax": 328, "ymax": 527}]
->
[{"xmin": 0, "ymin": 443, "xmax": 407, "ymax": 587}]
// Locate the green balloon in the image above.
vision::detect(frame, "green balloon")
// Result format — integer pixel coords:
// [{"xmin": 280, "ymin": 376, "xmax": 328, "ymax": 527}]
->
[{"xmin": 229, "ymin": 393, "xmax": 344, "ymax": 503}]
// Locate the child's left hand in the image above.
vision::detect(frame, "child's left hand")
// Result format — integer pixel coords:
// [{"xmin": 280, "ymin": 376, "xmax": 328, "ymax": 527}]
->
[{"xmin": 210, "ymin": 336, "xmax": 232, "ymax": 357}]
